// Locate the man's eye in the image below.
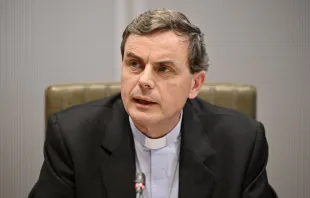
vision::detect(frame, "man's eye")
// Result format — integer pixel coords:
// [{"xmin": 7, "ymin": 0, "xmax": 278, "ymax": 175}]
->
[
  {"xmin": 158, "ymin": 66, "xmax": 170, "ymax": 72},
  {"xmin": 129, "ymin": 60, "xmax": 140, "ymax": 68}
]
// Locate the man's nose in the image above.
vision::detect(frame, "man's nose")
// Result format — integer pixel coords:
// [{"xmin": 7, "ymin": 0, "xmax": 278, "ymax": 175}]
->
[{"xmin": 138, "ymin": 65, "xmax": 155, "ymax": 89}]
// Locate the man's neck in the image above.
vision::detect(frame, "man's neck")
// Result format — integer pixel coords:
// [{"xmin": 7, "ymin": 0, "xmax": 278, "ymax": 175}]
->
[{"xmin": 133, "ymin": 112, "xmax": 182, "ymax": 139}]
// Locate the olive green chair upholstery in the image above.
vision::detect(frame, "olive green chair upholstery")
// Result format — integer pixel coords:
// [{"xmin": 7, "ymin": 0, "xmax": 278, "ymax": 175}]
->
[{"xmin": 45, "ymin": 82, "xmax": 256, "ymax": 122}]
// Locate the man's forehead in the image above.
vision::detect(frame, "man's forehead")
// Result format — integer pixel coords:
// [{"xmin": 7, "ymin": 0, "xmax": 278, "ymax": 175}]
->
[
  {"xmin": 124, "ymin": 31, "xmax": 189, "ymax": 58},
  {"xmin": 126, "ymin": 31, "xmax": 188, "ymax": 47}
]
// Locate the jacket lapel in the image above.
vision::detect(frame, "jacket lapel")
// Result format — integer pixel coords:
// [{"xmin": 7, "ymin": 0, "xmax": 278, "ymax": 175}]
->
[
  {"xmin": 99, "ymin": 100, "xmax": 136, "ymax": 198},
  {"xmin": 179, "ymin": 100, "xmax": 216, "ymax": 198}
]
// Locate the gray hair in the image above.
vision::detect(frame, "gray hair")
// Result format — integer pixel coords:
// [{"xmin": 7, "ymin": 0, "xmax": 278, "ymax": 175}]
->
[{"xmin": 120, "ymin": 9, "xmax": 209, "ymax": 73}]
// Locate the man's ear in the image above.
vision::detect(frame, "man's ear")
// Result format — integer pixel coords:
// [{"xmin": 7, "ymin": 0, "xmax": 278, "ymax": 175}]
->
[{"xmin": 188, "ymin": 71, "xmax": 206, "ymax": 99}]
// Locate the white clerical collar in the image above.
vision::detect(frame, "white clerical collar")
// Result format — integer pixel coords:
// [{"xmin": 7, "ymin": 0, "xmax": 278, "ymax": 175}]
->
[{"xmin": 129, "ymin": 110, "xmax": 183, "ymax": 150}]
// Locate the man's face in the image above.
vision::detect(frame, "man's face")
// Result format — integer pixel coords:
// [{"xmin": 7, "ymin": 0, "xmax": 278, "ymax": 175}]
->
[{"xmin": 121, "ymin": 31, "xmax": 204, "ymax": 128}]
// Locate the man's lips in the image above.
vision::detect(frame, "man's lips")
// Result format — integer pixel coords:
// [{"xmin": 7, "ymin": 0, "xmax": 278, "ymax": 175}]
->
[{"xmin": 133, "ymin": 96, "xmax": 157, "ymax": 105}]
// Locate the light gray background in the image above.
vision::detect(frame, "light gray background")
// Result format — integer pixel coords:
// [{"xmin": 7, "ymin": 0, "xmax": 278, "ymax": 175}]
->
[{"xmin": 0, "ymin": 0, "xmax": 309, "ymax": 197}]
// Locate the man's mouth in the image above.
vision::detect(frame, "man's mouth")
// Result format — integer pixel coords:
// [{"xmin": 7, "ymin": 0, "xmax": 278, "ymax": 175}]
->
[{"xmin": 134, "ymin": 98, "xmax": 156, "ymax": 105}]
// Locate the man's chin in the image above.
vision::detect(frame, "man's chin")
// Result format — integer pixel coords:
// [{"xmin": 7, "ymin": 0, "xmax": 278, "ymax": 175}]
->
[{"xmin": 129, "ymin": 111, "xmax": 160, "ymax": 126}]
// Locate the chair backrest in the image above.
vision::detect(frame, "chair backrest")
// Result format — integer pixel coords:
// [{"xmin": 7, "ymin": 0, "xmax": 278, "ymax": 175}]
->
[{"xmin": 45, "ymin": 82, "xmax": 256, "ymax": 122}]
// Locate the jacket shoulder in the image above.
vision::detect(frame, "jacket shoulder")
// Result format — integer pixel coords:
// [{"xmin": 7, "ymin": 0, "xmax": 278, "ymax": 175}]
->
[
  {"xmin": 48, "ymin": 93, "xmax": 123, "ymax": 135},
  {"xmin": 191, "ymin": 97, "xmax": 259, "ymax": 140}
]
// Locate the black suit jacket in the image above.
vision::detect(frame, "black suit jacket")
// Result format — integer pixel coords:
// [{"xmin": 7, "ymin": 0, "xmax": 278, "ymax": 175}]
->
[{"xmin": 29, "ymin": 93, "xmax": 277, "ymax": 198}]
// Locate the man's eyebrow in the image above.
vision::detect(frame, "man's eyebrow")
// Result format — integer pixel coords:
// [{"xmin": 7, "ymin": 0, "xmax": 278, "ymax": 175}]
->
[
  {"xmin": 156, "ymin": 60, "xmax": 177, "ymax": 67},
  {"xmin": 125, "ymin": 52, "xmax": 143, "ymax": 62},
  {"xmin": 125, "ymin": 51, "xmax": 177, "ymax": 67}
]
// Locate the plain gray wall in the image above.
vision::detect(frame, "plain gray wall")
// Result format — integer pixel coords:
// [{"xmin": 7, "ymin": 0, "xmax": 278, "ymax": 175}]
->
[{"xmin": 0, "ymin": 0, "xmax": 309, "ymax": 198}]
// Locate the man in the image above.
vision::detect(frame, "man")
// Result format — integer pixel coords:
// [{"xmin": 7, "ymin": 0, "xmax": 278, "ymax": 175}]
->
[{"xmin": 29, "ymin": 9, "xmax": 277, "ymax": 198}]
